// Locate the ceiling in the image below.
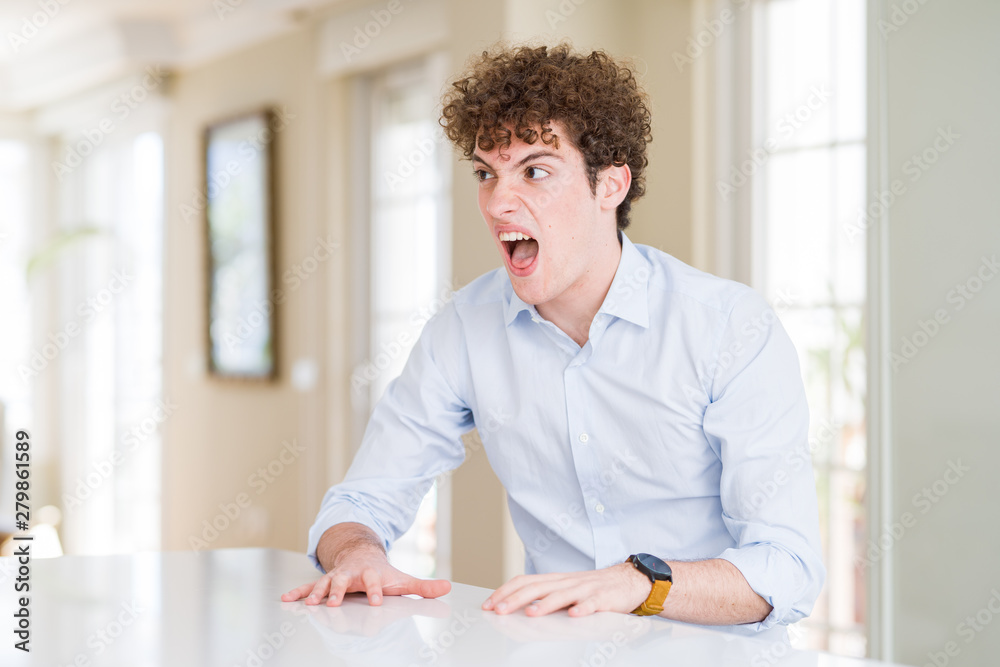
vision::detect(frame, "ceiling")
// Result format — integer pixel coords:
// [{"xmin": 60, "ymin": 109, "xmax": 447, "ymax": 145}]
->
[{"xmin": 0, "ymin": 0, "xmax": 346, "ymax": 112}]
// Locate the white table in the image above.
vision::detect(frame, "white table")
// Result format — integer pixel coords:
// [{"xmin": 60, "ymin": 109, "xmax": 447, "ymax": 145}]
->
[{"xmin": 0, "ymin": 548, "xmax": 911, "ymax": 666}]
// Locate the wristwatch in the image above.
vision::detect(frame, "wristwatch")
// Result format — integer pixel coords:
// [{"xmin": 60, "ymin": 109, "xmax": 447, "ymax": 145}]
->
[{"xmin": 627, "ymin": 553, "xmax": 672, "ymax": 616}]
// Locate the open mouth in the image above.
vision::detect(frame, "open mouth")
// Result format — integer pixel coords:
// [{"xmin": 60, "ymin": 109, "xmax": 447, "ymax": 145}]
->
[{"xmin": 499, "ymin": 230, "xmax": 539, "ymax": 274}]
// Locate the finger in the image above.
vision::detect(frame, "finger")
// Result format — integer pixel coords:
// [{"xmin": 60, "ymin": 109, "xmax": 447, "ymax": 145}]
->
[
  {"xmin": 384, "ymin": 577, "xmax": 451, "ymax": 599},
  {"xmin": 326, "ymin": 572, "xmax": 353, "ymax": 607},
  {"xmin": 568, "ymin": 598, "xmax": 598, "ymax": 617},
  {"xmin": 361, "ymin": 568, "xmax": 383, "ymax": 606},
  {"xmin": 525, "ymin": 585, "xmax": 591, "ymax": 616},
  {"xmin": 304, "ymin": 576, "xmax": 332, "ymax": 605},
  {"xmin": 487, "ymin": 573, "xmax": 566, "ymax": 608},
  {"xmin": 282, "ymin": 581, "xmax": 319, "ymax": 602},
  {"xmin": 494, "ymin": 580, "xmax": 573, "ymax": 615},
  {"xmin": 408, "ymin": 577, "xmax": 451, "ymax": 599},
  {"xmin": 484, "ymin": 573, "xmax": 565, "ymax": 610}
]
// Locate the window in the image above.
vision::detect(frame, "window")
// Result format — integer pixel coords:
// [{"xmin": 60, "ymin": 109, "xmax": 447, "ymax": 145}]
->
[
  {"xmin": 0, "ymin": 140, "xmax": 33, "ymax": 523},
  {"xmin": 353, "ymin": 53, "xmax": 452, "ymax": 578},
  {"xmin": 747, "ymin": 0, "xmax": 868, "ymax": 655},
  {"xmin": 54, "ymin": 130, "xmax": 164, "ymax": 555}
]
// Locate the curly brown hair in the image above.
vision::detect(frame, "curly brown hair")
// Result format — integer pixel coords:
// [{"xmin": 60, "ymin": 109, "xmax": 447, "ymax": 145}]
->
[{"xmin": 440, "ymin": 43, "xmax": 652, "ymax": 230}]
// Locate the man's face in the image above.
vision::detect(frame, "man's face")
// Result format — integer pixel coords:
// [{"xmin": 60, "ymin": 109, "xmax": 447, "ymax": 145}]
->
[{"xmin": 472, "ymin": 122, "xmax": 618, "ymax": 307}]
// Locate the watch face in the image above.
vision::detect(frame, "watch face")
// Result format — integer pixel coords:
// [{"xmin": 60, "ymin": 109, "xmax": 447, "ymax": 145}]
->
[{"xmin": 635, "ymin": 553, "xmax": 672, "ymax": 581}]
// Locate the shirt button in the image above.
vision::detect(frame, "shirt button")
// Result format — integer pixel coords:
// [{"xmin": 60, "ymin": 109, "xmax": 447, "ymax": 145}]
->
[
  {"xmin": 578, "ymin": 433, "xmax": 589, "ymax": 443},
  {"xmin": 595, "ymin": 503, "xmax": 605, "ymax": 514}
]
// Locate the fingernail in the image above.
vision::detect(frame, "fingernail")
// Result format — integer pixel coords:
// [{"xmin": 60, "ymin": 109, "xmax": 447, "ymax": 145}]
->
[
  {"xmin": 496, "ymin": 602, "xmax": 507, "ymax": 612},
  {"xmin": 372, "ymin": 595, "xmax": 381, "ymax": 604},
  {"xmin": 483, "ymin": 599, "xmax": 493, "ymax": 609}
]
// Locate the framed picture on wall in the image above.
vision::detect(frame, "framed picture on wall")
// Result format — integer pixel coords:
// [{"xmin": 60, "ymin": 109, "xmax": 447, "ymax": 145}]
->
[{"xmin": 203, "ymin": 109, "xmax": 278, "ymax": 380}]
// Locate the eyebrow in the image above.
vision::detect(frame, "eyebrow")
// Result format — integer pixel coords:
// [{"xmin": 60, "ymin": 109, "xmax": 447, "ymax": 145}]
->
[{"xmin": 472, "ymin": 150, "xmax": 564, "ymax": 171}]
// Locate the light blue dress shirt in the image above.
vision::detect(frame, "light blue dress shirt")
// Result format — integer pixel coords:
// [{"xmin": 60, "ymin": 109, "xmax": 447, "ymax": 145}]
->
[{"xmin": 309, "ymin": 233, "xmax": 825, "ymax": 630}]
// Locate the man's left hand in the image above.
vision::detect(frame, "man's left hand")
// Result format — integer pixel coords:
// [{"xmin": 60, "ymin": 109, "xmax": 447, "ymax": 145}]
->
[{"xmin": 482, "ymin": 563, "xmax": 653, "ymax": 617}]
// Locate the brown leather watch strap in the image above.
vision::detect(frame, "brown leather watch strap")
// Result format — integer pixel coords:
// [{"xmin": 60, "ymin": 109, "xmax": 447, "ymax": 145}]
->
[{"xmin": 632, "ymin": 579, "xmax": 671, "ymax": 616}]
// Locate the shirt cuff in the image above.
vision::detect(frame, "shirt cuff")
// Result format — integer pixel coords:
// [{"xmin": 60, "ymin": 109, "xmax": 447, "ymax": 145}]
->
[
  {"xmin": 716, "ymin": 544, "xmax": 812, "ymax": 632},
  {"xmin": 307, "ymin": 503, "xmax": 392, "ymax": 573}
]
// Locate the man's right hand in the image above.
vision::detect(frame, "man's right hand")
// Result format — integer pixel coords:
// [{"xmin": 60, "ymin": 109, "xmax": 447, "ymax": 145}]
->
[{"xmin": 280, "ymin": 522, "xmax": 451, "ymax": 607}]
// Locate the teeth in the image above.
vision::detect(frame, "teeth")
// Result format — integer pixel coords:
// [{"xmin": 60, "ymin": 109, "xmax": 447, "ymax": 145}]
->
[{"xmin": 499, "ymin": 231, "xmax": 533, "ymax": 242}]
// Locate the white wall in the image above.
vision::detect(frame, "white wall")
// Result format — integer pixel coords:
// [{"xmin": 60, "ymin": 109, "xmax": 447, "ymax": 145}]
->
[{"xmin": 877, "ymin": 0, "xmax": 1000, "ymax": 664}]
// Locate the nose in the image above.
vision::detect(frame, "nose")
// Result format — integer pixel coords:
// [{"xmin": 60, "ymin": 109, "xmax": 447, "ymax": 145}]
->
[{"xmin": 485, "ymin": 176, "xmax": 520, "ymax": 220}]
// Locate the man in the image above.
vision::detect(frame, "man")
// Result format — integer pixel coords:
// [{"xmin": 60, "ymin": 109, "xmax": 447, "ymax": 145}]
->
[{"xmin": 283, "ymin": 44, "xmax": 824, "ymax": 630}]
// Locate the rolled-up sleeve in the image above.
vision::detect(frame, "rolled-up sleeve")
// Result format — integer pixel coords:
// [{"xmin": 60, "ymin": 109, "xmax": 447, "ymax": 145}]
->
[
  {"xmin": 702, "ymin": 289, "xmax": 826, "ymax": 630},
  {"xmin": 307, "ymin": 303, "xmax": 474, "ymax": 572}
]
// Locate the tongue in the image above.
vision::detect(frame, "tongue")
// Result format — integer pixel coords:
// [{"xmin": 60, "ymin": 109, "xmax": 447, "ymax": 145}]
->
[{"xmin": 511, "ymin": 239, "xmax": 539, "ymax": 269}]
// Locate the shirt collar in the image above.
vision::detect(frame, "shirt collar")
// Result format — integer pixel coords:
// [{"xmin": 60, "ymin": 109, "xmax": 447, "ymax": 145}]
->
[
  {"xmin": 503, "ymin": 232, "xmax": 651, "ymax": 329},
  {"xmin": 598, "ymin": 232, "xmax": 651, "ymax": 328},
  {"xmin": 504, "ymin": 279, "xmax": 536, "ymax": 326}
]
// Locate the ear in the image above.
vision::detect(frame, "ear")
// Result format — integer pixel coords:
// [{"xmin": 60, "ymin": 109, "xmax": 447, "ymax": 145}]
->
[{"xmin": 596, "ymin": 164, "xmax": 632, "ymax": 212}]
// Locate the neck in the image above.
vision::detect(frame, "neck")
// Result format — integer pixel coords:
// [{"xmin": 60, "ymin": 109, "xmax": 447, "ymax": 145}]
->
[{"xmin": 536, "ymin": 233, "xmax": 623, "ymax": 347}]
